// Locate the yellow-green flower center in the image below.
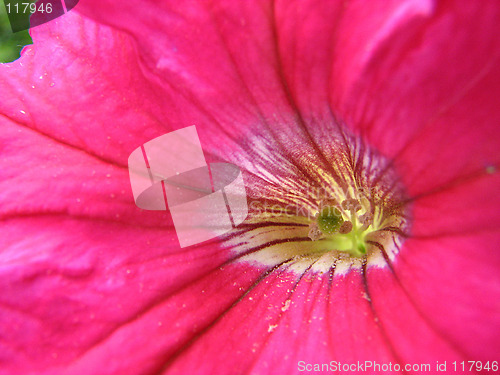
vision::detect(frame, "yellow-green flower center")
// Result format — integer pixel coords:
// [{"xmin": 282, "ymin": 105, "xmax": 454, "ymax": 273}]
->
[
  {"xmin": 223, "ymin": 132, "xmax": 410, "ymax": 274},
  {"xmin": 310, "ymin": 194, "xmax": 385, "ymax": 257}
]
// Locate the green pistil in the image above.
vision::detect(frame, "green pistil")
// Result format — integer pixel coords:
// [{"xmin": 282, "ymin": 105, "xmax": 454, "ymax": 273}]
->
[
  {"xmin": 317, "ymin": 206, "xmax": 344, "ymax": 234},
  {"xmin": 316, "ymin": 204, "xmax": 375, "ymax": 258}
]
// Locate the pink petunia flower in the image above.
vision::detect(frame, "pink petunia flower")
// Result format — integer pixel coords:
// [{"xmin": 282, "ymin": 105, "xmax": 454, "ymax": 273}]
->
[{"xmin": 1, "ymin": 0, "xmax": 499, "ymax": 374}]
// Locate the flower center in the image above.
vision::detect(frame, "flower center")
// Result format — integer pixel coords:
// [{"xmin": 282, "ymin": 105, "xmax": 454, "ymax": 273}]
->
[
  {"xmin": 223, "ymin": 131, "xmax": 410, "ymax": 274},
  {"xmin": 308, "ymin": 188, "xmax": 400, "ymax": 259}
]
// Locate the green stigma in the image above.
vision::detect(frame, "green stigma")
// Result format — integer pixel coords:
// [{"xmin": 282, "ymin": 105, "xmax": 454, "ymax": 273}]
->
[
  {"xmin": 317, "ymin": 206, "xmax": 344, "ymax": 234},
  {"xmin": 309, "ymin": 196, "xmax": 380, "ymax": 258}
]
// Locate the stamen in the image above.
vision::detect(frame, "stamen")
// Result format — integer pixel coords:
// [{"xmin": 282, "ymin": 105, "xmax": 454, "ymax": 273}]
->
[
  {"xmin": 341, "ymin": 198, "xmax": 361, "ymax": 212},
  {"xmin": 310, "ymin": 193, "xmax": 388, "ymax": 258},
  {"xmin": 338, "ymin": 221, "xmax": 353, "ymax": 234},
  {"xmin": 308, "ymin": 223, "xmax": 323, "ymax": 241},
  {"xmin": 319, "ymin": 198, "xmax": 339, "ymax": 209}
]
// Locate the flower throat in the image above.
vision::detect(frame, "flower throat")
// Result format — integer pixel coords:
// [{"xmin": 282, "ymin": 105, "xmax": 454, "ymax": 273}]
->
[
  {"xmin": 307, "ymin": 187, "xmax": 402, "ymax": 258},
  {"xmin": 224, "ymin": 132, "xmax": 410, "ymax": 273}
]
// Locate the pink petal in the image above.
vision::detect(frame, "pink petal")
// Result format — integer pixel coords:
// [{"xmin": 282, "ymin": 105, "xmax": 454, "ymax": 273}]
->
[
  {"xmin": 392, "ymin": 231, "xmax": 500, "ymax": 360},
  {"xmin": 1, "ymin": 1, "xmax": 499, "ymax": 374},
  {"xmin": 328, "ymin": 0, "xmax": 500, "ymax": 193},
  {"xmin": 410, "ymin": 174, "xmax": 500, "ymax": 237},
  {"xmin": 0, "ymin": 26, "xmax": 237, "ymax": 369},
  {"xmin": 73, "ymin": 0, "xmax": 361, "ymax": 177},
  {"xmin": 0, "ymin": 216, "xmax": 239, "ymax": 373},
  {"xmin": 0, "ymin": 16, "xmax": 165, "ymax": 165},
  {"xmin": 274, "ymin": 0, "xmax": 433, "ymax": 121},
  {"xmin": 74, "ymin": 0, "xmax": 294, "ymax": 142},
  {"xmin": 148, "ymin": 267, "xmax": 395, "ymax": 374},
  {"xmin": 70, "ymin": 0, "xmax": 500, "ymax": 193}
]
